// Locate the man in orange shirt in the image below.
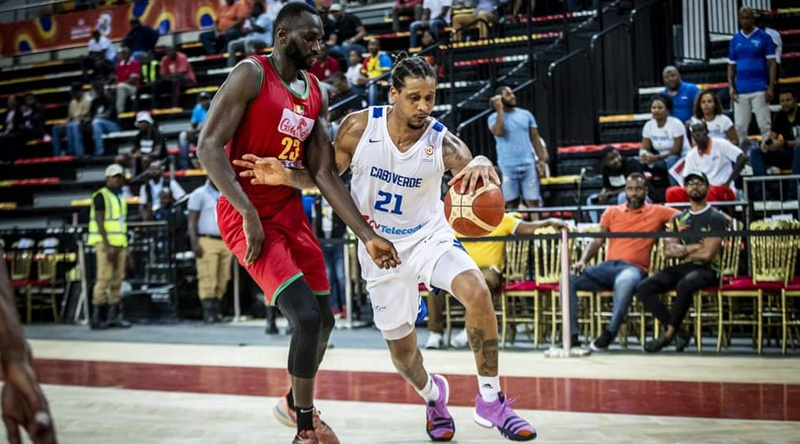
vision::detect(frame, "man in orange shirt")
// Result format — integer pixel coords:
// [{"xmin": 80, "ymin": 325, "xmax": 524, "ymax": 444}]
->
[
  {"xmin": 569, "ymin": 173, "xmax": 677, "ymax": 351},
  {"xmin": 200, "ymin": 0, "xmax": 249, "ymax": 55}
]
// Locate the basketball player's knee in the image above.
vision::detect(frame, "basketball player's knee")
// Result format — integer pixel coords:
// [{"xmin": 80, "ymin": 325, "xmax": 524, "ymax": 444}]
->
[
  {"xmin": 296, "ymin": 306, "xmax": 323, "ymax": 338},
  {"xmin": 319, "ymin": 304, "xmax": 335, "ymax": 338},
  {"xmin": 390, "ymin": 343, "xmax": 419, "ymax": 372},
  {"xmin": 455, "ymin": 273, "xmax": 493, "ymax": 311}
]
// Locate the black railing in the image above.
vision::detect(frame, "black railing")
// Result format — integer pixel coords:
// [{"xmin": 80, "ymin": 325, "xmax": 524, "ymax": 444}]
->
[
  {"xmin": 547, "ymin": 49, "xmax": 592, "ymax": 175},
  {"xmin": 590, "ymin": 22, "xmax": 633, "ymax": 116},
  {"xmin": 447, "ymin": 17, "xmax": 496, "ymax": 128},
  {"xmin": 630, "ymin": 0, "xmax": 673, "ymax": 86}
]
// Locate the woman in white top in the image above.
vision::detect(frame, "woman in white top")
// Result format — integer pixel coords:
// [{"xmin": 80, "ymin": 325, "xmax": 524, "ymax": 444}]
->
[
  {"xmin": 688, "ymin": 90, "xmax": 738, "ymax": 147},
  {"xmin": 640, "ymin": 94, "xmax": 686, "ymax": 184}
]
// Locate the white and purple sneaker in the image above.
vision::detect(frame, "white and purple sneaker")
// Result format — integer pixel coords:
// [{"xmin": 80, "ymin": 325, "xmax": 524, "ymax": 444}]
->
[
  {"xmin": 426, "ymin": 374, "xmax": 455, "ymax": 442},
  {"xmin": 474, "ymin": 392, "xmax": 537, "ymax": 441}
]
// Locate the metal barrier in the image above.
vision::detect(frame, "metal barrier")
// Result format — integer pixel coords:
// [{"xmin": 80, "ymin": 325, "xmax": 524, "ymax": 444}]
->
[
  {"xmin": 547, "ymin": 49, "xmax": 593, "ymax": 174},
  {"xmin": 630, "ymin": 0, "xmax": 673, "ymax": 87},
  {"xmin": 743, "ymin": 174, "xmax": 800, "ymax": 223},
  {"xmin": 590, "ymin": 22, "xmax": 633, "ymax": 117}
]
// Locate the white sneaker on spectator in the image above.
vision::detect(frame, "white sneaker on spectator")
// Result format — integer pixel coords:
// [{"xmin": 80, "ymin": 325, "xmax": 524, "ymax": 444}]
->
[
  {"xmin": 450, "ymin": 329, "xmax": 469, "ymax": 349},
  {"xmin": 425, "ymin": 332, "xmax": 445, "ymax": 349}
]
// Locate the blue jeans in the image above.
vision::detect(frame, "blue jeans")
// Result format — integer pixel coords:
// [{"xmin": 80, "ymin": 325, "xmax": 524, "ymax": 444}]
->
[
  {"xmin": 748, "ymin": 146, "xmax": 800, "ymax": 198},
  {"xmin": 92, "ymin": 118, "xmax": 119, "ymax": 155},
  {"xmin": 644, "ymin": 154, "xmax": 681, "ymax": 185},
  {"xmin": 328, "ymin": 43, "xmax": 367, "ymax": 66},
  {"xmin": 499, "ymin": 163, "xmax": 540, "ymax": 203},
  {"xmin": 322, "ymin": 244, "xmax": 346, "ymax": 311},
  {"xmin": 52, "ymin": 122, "xmax": 85, "ymax": 156},
  {"xmin": 409, "ymin": 19, "xmax": 447, "ymax": 48},
  {"xmin": 200, "ymin": 28, "xmax": 242, "ymax": 55},
  {"xmin": 567, "ymin": 260, "xmax": 646, "ymax": 335}
]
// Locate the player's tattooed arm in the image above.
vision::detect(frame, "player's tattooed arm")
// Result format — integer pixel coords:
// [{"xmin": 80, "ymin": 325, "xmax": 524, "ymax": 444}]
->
[{"xmin": 442, "ymin": 132, "xmax": 499, "ymax": 194}]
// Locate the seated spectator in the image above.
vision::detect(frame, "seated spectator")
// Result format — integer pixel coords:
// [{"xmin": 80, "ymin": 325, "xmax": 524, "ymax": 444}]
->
[
  {"xmin": 18, "ymin": 94, "xmax": 44, "ymax": 142},
  {"xmin": 749, "ymin": 88, "xmax": 800, "ymax": 191},
  {"xmin": 309, "ymin": 43, "xmax": 341, "ymax": 81},
  {"xmin": 132, "ymin": 111, "xmax": 166, "ymax": 167},
  {"xmin": 138, "ymin": 51, "xmax": 159, "ymax": 107},
  {"xmin": 586, "ymin": 146, "xmax": 643, "ymax": 222},
  {"xmin": 53, "ymin": 82, "xmax": 92, "ymax": 157},
  {"xmin": 409, "ymin": 0, "xmax": 451, "ymax": 48},
  {"xmin": 420, "ymin": 30, "xmax": 445, "ymax": 78},
  {"xmin": 324, "ymin": 72, "xmax": 353, "ymax": 99},
  {"xmin": 115, "ymin": 46, "xmax": 141, "ymax": 114},
  {"xmin": 426, "ymin": 213, "xmax": 568, "ymax": 349},
  {"xmin": 123, "ymin": 18, "xmax": 159, "ymax": 60},
  {"xmin": 83, "ymin": 28, "xmax": 117, "ymax": 84},
  {"xmin": 1, "ymin": 95, "xmax": 20, "ymax": 138},
  {"xmin": 452, "ymin": 0, "xmax": 496, "ymax": 42},
  {"xmin": 638, "ymin": 171, "xmax": 725, "ymax": 353},
  {"xmin": 156, "ymin": 45, "xmax": 197, "ymax": 109},
  {"xmin": 661, "ymin": 66, "xmax": 699, "ymax": 124},
  {"xmin": 90, "ymin": 81, "xmax": 120, "ymax": 156},
  {"xmin": 688, "ymin": 90, "xmax": 738, "ymax": 147},
  {"xmin": 200, "ymin": 0, "xmax": 248, "ymax": 55},
  {"xmin": 179, "ymin": 92, "xmax": 211, "ymax": 170},
  {"xmin": 570, "ymin": 173, "xmax": 678, "ymax": 350},
  {"xmin": 640, "ymin": 94, "xmax": 687, "ymax": 185},
  {"xmin": 345, "ymin": 50, "xmax": 368, "ymax": 92},
  {"xmin": 227, "ymin": 1, "xmax": 272, "ymax": 67},
  {"xmin": 392, "ymin": 0, "xmax": 423, "ymax": 32},
  {"xmin": 326, "ymin": 4, "xmax": 367, "ymax": 65},
  {"xmin": 139, "ymin": 163, "xmax": 186, "ymax": 220},
  {"xmin": 666, "ymin": 121, "xmax": 745, "ymax": 203},
  {"xmin": 363, "ymin": 39, "xmax": 392, "ymax": 105}
]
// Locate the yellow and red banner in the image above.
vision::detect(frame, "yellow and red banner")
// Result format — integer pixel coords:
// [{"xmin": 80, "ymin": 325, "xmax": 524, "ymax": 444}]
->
[{"xmin": 0, "ymin": 0, "xmax": 236, "ymax": 56}]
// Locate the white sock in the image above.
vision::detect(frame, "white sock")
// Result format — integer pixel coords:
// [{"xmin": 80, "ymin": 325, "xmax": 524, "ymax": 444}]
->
[
  {"xmin": 416, "ymin": 373, "xmax": 441, "ymax": 403},
  {"xmin": 478, "ymin": 376, "xmax": 500, "ymax": 402}
]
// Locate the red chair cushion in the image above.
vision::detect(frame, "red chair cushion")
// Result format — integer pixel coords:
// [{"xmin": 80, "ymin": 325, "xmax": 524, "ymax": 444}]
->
[
  {"xmin": 717, "ymin": 277, "xmax": 784, "ymax": 291},
  {"xmin": 502, "ymin": 281, "xmax": 560, "ymax": 292}
]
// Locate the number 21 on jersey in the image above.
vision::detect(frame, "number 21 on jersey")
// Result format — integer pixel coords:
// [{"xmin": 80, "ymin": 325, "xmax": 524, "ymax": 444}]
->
[
  {"xmin": 375, "ymin": 191, "xmax": 403, "ymax": 215},
  {"xmin": 279, "ymin": 137, "xmax": 300, "ymax": 161}
]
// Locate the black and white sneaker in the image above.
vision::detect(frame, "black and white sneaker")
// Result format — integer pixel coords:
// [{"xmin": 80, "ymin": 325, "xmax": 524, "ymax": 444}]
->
[{"xmin": 590, "ymin": 330, "xmax": 616, "ymax": 352}]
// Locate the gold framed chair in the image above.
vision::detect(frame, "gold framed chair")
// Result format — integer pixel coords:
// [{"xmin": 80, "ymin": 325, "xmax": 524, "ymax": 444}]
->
[
  {"xmin": 694, "ymin": 232, "xmax": 741, "ymax": 352},
  {"xmin": 781, "ymin": 221, "xmax": 800, "ymax": 354},
  {"xmin": 499, "ymin": 239, "xmax": 539, "ymax": 347}
]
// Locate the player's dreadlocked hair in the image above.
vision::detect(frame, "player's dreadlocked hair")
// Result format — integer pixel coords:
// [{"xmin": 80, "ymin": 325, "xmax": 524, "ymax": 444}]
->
[{"xmin": 391, "ymin": 54, "xmax": 436, "ymax": 92}]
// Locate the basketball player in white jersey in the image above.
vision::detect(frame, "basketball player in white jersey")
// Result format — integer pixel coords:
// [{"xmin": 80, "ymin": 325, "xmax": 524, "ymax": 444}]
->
[{"xmin": 234, "ymin": 57, "xmax": 537, "ymax": 442}]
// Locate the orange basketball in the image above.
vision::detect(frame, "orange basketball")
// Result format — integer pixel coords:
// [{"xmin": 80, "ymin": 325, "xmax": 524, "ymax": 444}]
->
[{"xmin": 444, "ymin": 177, "xmax": 505, "ymax": 237}]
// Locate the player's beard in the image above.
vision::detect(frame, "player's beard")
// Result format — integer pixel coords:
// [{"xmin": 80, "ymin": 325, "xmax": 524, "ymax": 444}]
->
[{"xmin": 286, "ymin": 40, "xmax": 313, "ymax": 71}]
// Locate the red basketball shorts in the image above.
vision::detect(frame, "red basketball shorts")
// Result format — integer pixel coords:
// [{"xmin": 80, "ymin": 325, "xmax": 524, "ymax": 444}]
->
[{"xmin": 217, "ymin": 196, "xmax": 330, "ymax": 305}]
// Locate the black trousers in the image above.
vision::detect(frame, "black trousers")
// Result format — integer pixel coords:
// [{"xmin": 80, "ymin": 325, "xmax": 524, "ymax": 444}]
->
[{"xmin": 637, "ymin": 262, "xmax": 717, "ymax": 330}]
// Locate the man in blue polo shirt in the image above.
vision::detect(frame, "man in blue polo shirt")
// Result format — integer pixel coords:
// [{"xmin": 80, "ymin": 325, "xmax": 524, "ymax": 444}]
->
[
  {"xmin": 178, "ymin": 92, "xmax": 211, "ymax": 170},
  {"xmin": 728, "ymin": 6, "xmax": 777, "ymax": 145},
  {"xmin": 661, "ymin": 66, "xmax": 699, "ymax": 124}
]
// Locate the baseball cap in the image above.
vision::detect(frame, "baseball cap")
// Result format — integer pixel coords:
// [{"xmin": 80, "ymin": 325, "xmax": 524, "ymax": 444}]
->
[
  {"xmin": 683, "ymin": 170, "xmax": 709, "ymax": 185},
  {"xmin": 105, "ymin": 164, "xmax": 124, "ymax": 177},
  {"xmin": 136, "ymin": 111, "xmax": 154, "ymax": 124},
  {"xmin": 198, "ymin": 91, "xmax": 211, "ymax": 100},
  {"xmin": 329, "ymin": 4, "xmax": 342, "ymax": 12}
]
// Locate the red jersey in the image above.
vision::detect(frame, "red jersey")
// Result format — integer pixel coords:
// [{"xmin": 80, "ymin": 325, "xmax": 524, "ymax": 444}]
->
[{"xmin": 226, "ymin": 55, "xmax": 323, "ymax": 216}]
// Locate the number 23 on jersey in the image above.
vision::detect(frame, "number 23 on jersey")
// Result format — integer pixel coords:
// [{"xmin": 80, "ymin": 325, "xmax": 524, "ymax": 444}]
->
[{"xmin": 279, "ymin": 136, "xmax": 300, "ymax": 161}]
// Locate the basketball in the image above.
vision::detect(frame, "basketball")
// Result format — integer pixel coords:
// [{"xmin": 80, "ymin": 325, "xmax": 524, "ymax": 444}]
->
[{"xmin": 444, "ymin": 177, "xmax": 505, "ymax": 237}]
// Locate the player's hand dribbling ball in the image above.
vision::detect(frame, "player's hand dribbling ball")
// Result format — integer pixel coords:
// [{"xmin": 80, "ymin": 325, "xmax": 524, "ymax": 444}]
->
[{"xmin": 444, "ymin": 177, "xmax": 505, "ymax": 237}]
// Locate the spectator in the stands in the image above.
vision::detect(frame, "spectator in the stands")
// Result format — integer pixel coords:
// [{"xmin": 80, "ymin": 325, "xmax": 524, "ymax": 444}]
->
[
  {"xmin": 18, "ymin": 94, "xmax": 44, "ymax": 142},
  {"xmin": 138, "ymin": 51, "xmax": 159, "ymax": 107},
  {"xmin": 124, "ymin": 18, "xmax": 159, "ymax": 60},
  {"xmin": 666, "ymin": 121, "xmax": 745, "ymax": 203},
  {"xmin": 188, "ymin": 179, "xmax": 232, "ymax": 324},
  {"xmin": 661, "ymin": 66, "xmax": 699, "ymax": 124},
  {"xmin": 309, "ymin": 43, "xmax": 341, "ymax": 81},
  {"xmin": 749, "ymin": 88, "xmax": 800, "ymax": 198},
  {"xmin": 139, "ymin": 162, "xmax": 186, "ymax": 221},
  {"xmin": 156, "ymin": 45, "xmax": 197, "ymax": 109},
  {"xmin": 639, "ymin": 171, "xmax": 726, "ymax": 353},
  {"xmin": 346, "ymin": 49, "xmax": 368, "ymax": 91},
  {"xmin": 392, "ymin": 0, "xmax": 423, "ymax": 32},
  {"xmin": 640, "ymin": 94, "xmax": 687, "ymax": 185},
  {"xmin": 488, "ymin": 86, "xmax": 548, "ymax": 210},
  {"xmin": 131, "ymin": 111, "xmax": 166, "ymax": 165},
  {"xmin": 200, "ymin": 0, "xmax": 248, "ymax": 55},
  {"xmin": 114, "ymin": 46, "xmax": 140, "ymax": 115},
  {"xmin": 324, "ymin": 72, "xmax": 353, "ymax": 99},
  {"xmin": 178, "ymin": 92, "xmax": 211, "ymax": 170},
  {"xmin": 452, "ymin": 0, "xmax": 496, "ymax": 42},
  {"xmin": 409, "ymin": 0, "xmax": 452, "ymax": 48},
  {"xmin": 266, "ymin": 0, "xmax": 285, "ymax": 24},
  {"xmin": 570, "ymin": 173, "xmax": 678, "ymax": 351},
  {"xmin": 90, "ymin": 81, "xmax": 119, "ymax": 156},
  {"xmin": 52, "ymin": 82, "xmax": 92, "ymax": 157},
  {"xmin": 363, "ymin": 39, "xmax": 392, "ymax": 105},
  {"xmin": 728, "ymin": 6, "xmax": 777, "ymax": 145},
  {"xmin": 327, "ymin": 3, "xmax": 367, "ymax": 65},
  {"xmin": 227, "ymin": 1, "xmax": 272, "ymax": 67},
  {"xmin": 689, "ymin": 90, "xmax": 738, "ymax": 147},
  {"xmin": 83, "ymin": 28, "xmax": 117, "ymax": 83},
  {"xmin": 586, "ymin": 146, "xmax": 643, "ymax": 222},
  {"xmin": 756, "ymin": 13, "xmax": 783, "ymax": 77},
  {"xmin": 2, "ymin": 95, "xmax": 19, "ymax": 138}
]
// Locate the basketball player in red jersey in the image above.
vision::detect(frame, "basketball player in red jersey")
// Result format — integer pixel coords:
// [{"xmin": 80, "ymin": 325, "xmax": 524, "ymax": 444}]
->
[{"xmin": 196, "ymin": 3, "xmax": 400, "ymax": 444}]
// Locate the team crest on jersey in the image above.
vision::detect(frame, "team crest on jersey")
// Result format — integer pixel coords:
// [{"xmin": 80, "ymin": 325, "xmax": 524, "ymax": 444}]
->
[
  {"xmin": 424, "ymin": 145, "xmax": 434, "ymax": 156},
  {"xmin": 278, "ymin": 108, "xmax": 315, "ymax": 141},
  {"xmin": 295, "ymin": 104, "xmax": 305, "ymax": 115}
]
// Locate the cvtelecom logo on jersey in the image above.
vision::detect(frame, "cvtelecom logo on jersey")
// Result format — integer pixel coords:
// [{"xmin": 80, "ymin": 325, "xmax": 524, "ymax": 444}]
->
[{"xmin": 362, "ymin": 215, "xmax": 424, "ymax": 235}]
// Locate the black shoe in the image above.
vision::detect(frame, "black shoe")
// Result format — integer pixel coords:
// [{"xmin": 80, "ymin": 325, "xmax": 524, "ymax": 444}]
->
[
  {"xmin": 644, "ymin": 336, "xmax": 671, "ymax": 353},
  {"xmin": 571, "ymin": 333, "xmax": 582, "ymax": 348},
  {"xmin": 674, "ymin": 331, "xmax": 692, "ymax": 352},
  {"xmin": 265, "ymin": 321, "xmax": 279, "ymax": 335},
  {"xmin": 590, "ymin": 330, "xmax": 616, "ymax": 352},
  {"xmin": 90, "ymin": 305, "xmax": 109, "ymax": 330},
  {"xmin": 201, "ymin": 299, "xmax": 216, "ymax": 324},
  {"xmin": 211, "ymin": 299, "xmax": 228, "ymax": 323},
  {"xmin": 107, "ymin": 304, "xmax": 131, "ymax": 328}
]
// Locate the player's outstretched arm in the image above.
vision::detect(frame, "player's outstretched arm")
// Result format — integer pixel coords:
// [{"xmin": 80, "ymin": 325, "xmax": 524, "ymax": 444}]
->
[
  {"xmin": 197, "ymin": 61, "xmax": 263, "ymax": 265},
  {"xmin": 0, "ymin": 246, "xmax": 57, "ymax": 444},
  {"xmin": 306, "ymin": 94, "xmax": 400, "ymax": 269},
  {"xmin": 442, "ymin": 132, "xmax": 500, "ymax": 195}
]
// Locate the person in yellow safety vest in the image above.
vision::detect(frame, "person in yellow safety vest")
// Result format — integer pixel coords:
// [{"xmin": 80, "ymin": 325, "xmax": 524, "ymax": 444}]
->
[{"xmin": 87, "ymin": 164, "xmax": 132, "ymax": 330}]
